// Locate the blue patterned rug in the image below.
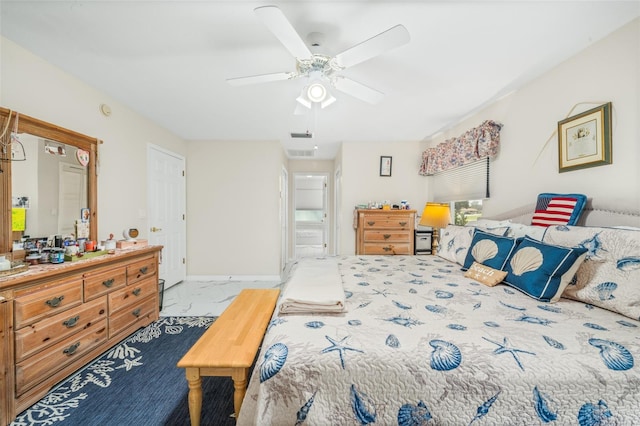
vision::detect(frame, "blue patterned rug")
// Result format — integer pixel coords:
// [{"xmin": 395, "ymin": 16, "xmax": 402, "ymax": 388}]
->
[{"xmin": 11, "ymin": 316, "xmax": 238, "ymax": 426}]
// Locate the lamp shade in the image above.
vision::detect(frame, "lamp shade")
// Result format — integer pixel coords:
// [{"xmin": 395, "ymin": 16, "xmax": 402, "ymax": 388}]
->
[{"xmin": 419, "ymin": 202, "xmax": 451, "ymax": 228}]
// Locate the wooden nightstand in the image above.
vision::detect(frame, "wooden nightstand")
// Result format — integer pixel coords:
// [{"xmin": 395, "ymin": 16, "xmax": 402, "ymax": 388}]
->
[{"xmin": 356, "ymin": 209, "xmax": 416, "ymax": 255}]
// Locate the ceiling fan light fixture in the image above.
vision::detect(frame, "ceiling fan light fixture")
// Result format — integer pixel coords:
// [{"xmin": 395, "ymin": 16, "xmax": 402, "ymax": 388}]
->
[
  {"xmin": 307, "ymin": 83, "xmax": 327, "ymax": 102},
  {"xmin": 296, "ymin": 93, "xmax": 312, "ymax": 109},
  {"xmin": 321, "ymin": 94, "xmax": 336, "ymax": 108}
]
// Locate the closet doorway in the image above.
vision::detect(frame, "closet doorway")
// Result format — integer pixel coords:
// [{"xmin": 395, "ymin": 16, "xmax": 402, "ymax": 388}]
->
[{"xmin": 294, "ymin": 173, "xmax": 328, "ymax": 258}]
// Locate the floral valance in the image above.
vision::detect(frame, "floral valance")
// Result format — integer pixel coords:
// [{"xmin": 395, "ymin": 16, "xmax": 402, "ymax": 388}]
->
[{"xmin": 419, "ymin": 120, "xmax": 503, "ymax": 175}]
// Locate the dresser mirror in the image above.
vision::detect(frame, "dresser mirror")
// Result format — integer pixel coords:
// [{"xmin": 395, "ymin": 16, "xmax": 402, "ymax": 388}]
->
[{"xmin": 0, "ymin": 107, "xmax": 99, "ymax": 257}]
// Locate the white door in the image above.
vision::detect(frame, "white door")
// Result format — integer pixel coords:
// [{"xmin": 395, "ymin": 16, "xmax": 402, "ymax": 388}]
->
[
  {"xmin": 58, "ymin": 163, "xmax": 87, "ymax": 236},
  {"xmin": 147, "ymin": 145, "xmax": 186, "ymax": 289}
]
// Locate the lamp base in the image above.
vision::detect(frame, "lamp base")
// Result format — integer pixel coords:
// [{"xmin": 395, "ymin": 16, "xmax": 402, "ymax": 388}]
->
[{"xmin": 431, "ymin": 228, "xmax": 440, "ymax": 254}]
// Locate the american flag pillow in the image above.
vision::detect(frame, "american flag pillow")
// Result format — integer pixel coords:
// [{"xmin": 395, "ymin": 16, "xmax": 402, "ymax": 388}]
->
[{"xmin": 531, "ymin": 193, "xmax": 587, "ymax": 227}]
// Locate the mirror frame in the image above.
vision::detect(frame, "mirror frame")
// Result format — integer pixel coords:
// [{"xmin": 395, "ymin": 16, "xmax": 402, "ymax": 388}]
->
[{"xmin": 0, "ymin": 107, "xmax": 100, "ymax": 257}]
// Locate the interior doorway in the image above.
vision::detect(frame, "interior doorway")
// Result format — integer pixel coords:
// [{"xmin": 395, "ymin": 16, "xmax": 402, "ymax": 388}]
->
[
  {"xmin": 293, "ymin": 173, "xmax": 327, "ymax": 258},
  {"xmin": 147, "ymin": 144, "xmax": 186, "ymax": 289}
]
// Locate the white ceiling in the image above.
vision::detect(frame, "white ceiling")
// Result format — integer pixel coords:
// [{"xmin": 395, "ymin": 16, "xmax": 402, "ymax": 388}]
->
[{"xmin": 1, "ymin": 1, "xmax": 638, "ymax": 159}]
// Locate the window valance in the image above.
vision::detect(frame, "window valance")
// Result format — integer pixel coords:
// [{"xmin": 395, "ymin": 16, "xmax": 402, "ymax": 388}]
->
[{"xmin": 419, "ymin": 120, "xmax": 503, "ymax": 175}]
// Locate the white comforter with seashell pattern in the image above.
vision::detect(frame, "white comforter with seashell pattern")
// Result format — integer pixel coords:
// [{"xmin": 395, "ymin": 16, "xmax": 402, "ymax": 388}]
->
[{"xmin": 238, "ymin": 255, "xmax": 639, "ymax": 426}]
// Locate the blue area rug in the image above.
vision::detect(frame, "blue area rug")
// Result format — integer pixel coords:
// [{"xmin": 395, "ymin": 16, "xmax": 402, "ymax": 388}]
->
[{"xmin": 11, "ymin": 317, "xmax": 238, "ymax": 426}]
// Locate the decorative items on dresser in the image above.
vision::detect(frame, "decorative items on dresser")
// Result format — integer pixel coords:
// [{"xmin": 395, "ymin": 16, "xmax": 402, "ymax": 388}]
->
[
  {"xmin": 0, "ymin": 245, "xmax": 162, "ymax": 424},
  {"xmin": 355, "ymin": 209, "xmax": 416, "ymax": 255}
]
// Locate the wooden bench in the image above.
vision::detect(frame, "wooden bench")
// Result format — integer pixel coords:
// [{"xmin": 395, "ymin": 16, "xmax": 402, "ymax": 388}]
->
[{"xmin": 177, "ymin": 288, "xmax": 280, "ymax": 426}]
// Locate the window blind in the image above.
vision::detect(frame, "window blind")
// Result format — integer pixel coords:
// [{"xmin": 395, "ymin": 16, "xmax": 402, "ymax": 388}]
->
[{"xmin": 431, "ymin": 157, "xmax": 490, "ymax": 203}]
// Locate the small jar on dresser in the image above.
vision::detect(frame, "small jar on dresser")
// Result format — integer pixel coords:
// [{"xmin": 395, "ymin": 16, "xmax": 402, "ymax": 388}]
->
[{"xmin": 356, "ymin": 209, "xmax": 416, "ymax": 255}]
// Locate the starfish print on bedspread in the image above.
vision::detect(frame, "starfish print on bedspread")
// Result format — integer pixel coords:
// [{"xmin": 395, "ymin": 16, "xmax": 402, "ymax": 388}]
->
[
  {"xmin": 321, "ymin": 335, "xmax": 364, "ymax": 369},
  {"xmin": 372, "ymin": 288, "xmax": 392, "ymax": 297},
  {"xmin": 482, "ymin": 336, "xmax": 536, "ymax": 371}
]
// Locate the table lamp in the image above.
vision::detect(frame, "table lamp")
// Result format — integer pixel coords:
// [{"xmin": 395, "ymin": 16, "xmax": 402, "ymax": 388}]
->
[{"xmin": 418, "ymin": 202, "xmax": 451, "ymax": 253}]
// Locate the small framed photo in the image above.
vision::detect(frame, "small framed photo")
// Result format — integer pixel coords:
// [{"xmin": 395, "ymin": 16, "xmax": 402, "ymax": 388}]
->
[
  {"xmin": 380, "ymin": 156, "xmax": 392, "ymax": 177},
  {"xmin": 558, "ymin": 102, "xmax": 612, "ymax": 173},
  {"xmin": 81, "ymin": 208, "xmax": 90, "ymax": 222}
]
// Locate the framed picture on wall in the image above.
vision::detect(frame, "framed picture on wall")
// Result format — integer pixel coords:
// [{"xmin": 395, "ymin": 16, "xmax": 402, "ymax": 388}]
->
[
  {"xmin": 558, "ymin": 102, "xmax": 612, "ymax": 173},
  {"xmin": 380, "ymin": 156, "xmax": 392, "ymax": 177}
]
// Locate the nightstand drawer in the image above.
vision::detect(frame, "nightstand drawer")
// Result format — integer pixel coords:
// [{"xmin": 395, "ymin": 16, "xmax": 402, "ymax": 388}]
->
[
  {"xmin": 362, "ymin": 218, "xmax": 412, "ymax": 229},
  {"xmin": 364, "ymin": 230, "xmax": 412, "ymax": 242},
  {"xmin": 362, "ymin": 243, "xmax": 412, "ymax": 255}
]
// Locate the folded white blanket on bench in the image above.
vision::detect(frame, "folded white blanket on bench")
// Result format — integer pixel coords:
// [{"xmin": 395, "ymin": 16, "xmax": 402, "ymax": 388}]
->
[{"xmin": 279, "ymin": 257, "xmax": 346, "ymax": 314}]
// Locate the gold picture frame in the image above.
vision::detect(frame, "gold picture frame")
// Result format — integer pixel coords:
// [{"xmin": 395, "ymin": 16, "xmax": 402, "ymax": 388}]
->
[{"xmin": 558, "ymin": 102, "xmax": 612, "ymax": 173}]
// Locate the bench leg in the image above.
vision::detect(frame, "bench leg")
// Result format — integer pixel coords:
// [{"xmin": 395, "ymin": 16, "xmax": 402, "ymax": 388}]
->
[
  {"xmin": 231, "ymin": 368, "xmax": 249, "ymax": 419},
  {"xmin": 185, "ymin": 368, "xmax": 202, "ymax": 426}
]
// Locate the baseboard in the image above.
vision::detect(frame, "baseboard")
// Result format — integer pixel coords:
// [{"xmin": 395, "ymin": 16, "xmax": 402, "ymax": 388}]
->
[{"xmin": 186, "ymin": 274, "xmax": 282, "ymax": 282}]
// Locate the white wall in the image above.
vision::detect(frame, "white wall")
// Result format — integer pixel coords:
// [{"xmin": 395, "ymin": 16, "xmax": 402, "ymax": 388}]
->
[
  {"xmin": 185, "ymin": 140, "xmax": 284, "ymax": 278},
  {"xmin": 1, "ymin": 37, "xmax": 188, "ymax": 243},
  {"xmin": 422, "ymin": 18, "xmax": 640, "ymax": 217},
  {"xmin": 337, "ymin": 140, "xmax": 428, "ymax": 254}
]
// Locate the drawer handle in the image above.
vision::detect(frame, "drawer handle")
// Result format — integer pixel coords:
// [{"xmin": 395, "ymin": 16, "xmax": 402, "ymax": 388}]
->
[
  {"xmin": 132, "ymin": 308, "xmax": 141, "ymax": 317},
  {"xmin": 383, "ymin": 246, "xmax": 392, "ymax": 252},
  {"xmin": 63, "ymin": 342, "xmax": 80, "ymax": 356},
  {"xmin": 383, "ymin": 234, "xmax": 391, "ymax": 240},
  {"xmin": 399, "ymin": 221, "xmax": 408, "ymax": 226},
  {"xmin": 132, "ymin": 288, "xmax": 142, "ymax": 296},
  {"xmin": 102, "ymin": 278, "xmax": 115, "ymax": 288},
  {"xmin": 45, "ymin": 295, "xmax": 64, "ymax": 308},
  {"xmin": 367, "ymin": 221, "xmax": 375, "ymax": 226},
  {"xmin": 139, "ymin": 266, "xmax": 148, "ymax": 275},
  {"xmin": 63, "ymin": 315, "xmax": 80, "ymax": 328}
]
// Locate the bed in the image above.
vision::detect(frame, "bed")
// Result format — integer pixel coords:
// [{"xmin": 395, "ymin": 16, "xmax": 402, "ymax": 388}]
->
[{"xmin": 238, "ymin": 201, "xmax": 640, "ymax": 425}]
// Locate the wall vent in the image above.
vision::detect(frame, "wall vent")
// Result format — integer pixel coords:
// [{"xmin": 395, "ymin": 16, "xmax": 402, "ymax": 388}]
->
[
  {"xmin": 290, "ymin": 132, "xmax": 313, "ymax": 138},
  {"xmin": 288, "ymin": 149, "xmax": 316, "ymax": 157}
]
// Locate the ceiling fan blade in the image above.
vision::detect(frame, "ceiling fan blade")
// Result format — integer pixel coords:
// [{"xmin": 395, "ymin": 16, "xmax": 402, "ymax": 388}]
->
[
  {"xmin": 333, "ymin": 76, "xmax": 384, "ymax": 104},
  {"xmin": 226, "ymin": 72, "xmax": 293, "ymax": 86},
  {"xmin": 254, "ymin": 5, "xmax": 312, "ymax": 60},
  {"xmin": 334, "ymin": 24, "xmax": 410, "ymax": 69}
]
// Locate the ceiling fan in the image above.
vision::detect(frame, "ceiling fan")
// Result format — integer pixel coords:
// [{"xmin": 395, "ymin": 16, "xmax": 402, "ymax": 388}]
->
[{"xmin": 226, "ymin": 5, "xmax": 410, "ymax": 107}]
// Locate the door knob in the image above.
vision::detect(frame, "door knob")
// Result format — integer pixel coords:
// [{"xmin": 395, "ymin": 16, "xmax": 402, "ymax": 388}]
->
[{"xmin": 151, "ymin": 227, "xmax": 163, "ymax": 232}]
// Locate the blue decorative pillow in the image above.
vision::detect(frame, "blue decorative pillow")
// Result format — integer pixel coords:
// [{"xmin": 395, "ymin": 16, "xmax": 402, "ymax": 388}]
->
[
  {"xmin": 504, "ymin": 236, "xmax": 588, "ymax": 302},
  {"xmin": 462, "ymin": 229, "xmax": 521, "ymax": 271},
  {"xmin": 531, "ymin": 193, "xmax": 587, "ymax": 227}
]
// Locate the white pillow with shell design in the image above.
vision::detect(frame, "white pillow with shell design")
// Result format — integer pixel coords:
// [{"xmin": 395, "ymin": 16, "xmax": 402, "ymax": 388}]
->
[
  {"xmin": 437, "ymin": 225, "xmax": 474, "ymax": 265},
  {"xmin": 543, "ymin": 225, "xmax": 640, "ymax": 321}
]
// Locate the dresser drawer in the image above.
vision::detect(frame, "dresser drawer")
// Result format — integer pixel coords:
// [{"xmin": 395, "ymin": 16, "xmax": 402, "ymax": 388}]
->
[
  {"xmin": 84, "ymin": 266, "xmax": 127, "ymax": 301},
  {"xmin": 362, "ymin": 243, "xmax": 412, "ymax": 255},
  {"xmin": 15, "ymin": 318, "xmax": 107, "ymax": 397},
  {"xmin": 126, "ymin": 256, "xmax": 157, "ymax": 285},
  {"xmin": 14, "ymin": 297, "xmax": 107, "ymax": 362},
  {"xmin": 14, "ymin": 279, "xmax": 84, "ymax": 329},
  {"xmin": 361, "ymin": 217, "xmax": 413, "ymax": 229},
  {"xmin": 364, "ymin": 230, "xmax": 412, "ymax": 242},
  {"xmin": 108, "ymin": 276, "xmax": 157, "ymax": 314},
  {"xmin": 108, "ymin": 295, "xmax": 156, "ymax": 339}
]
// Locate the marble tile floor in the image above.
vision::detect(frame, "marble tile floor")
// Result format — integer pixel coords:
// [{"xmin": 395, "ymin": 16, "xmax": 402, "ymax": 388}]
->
[{"xmin": 159, "ymin": 278, "xmax": 284, "ymax": 317}]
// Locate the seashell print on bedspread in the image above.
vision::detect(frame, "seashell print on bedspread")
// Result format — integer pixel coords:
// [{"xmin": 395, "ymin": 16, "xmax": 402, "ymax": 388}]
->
[{"xmin": 237, "ymin": 255, "xmax": 640, "ymax": 426}]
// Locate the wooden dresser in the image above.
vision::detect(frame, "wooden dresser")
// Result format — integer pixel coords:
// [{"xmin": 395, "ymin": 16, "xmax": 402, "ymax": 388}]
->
[
  {"xmin": 356, "ymin": 209, "xmax": 416, "ymax": 255},
  {"xmin": 0, "ymin": 245, "xmax": 162, "ymax": 424}
]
